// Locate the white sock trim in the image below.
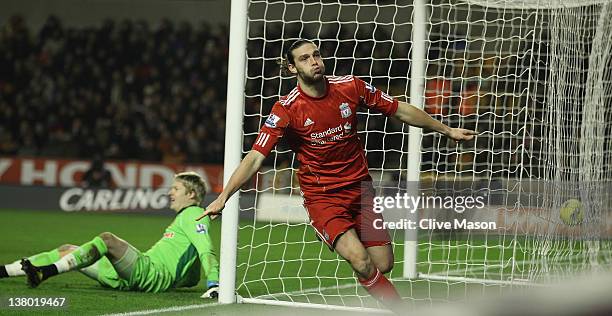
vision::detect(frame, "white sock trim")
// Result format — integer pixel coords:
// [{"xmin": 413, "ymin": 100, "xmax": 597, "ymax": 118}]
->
[
  {"xmin": 6, "ymin": 261, "xmax": 24, "ymax": 277},
  {"xmin": 54, "ymin": 253, "xmax": 78, "ymax": 273}
]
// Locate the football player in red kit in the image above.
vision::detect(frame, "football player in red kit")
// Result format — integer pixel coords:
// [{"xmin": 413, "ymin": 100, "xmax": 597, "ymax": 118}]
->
[{"xmin": 198, "ymin": 40, "xmax": 477, "ymax": 305}]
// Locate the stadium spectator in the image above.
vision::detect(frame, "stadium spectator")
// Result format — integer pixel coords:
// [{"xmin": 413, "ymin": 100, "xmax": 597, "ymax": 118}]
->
[
  {"xmin": 81, "ymin": 155, "xmax": 114, "ymax": 189},
  {"xmin": 1, "ymin": 172, "xmax": 220, "ymax": 298},
  {"xmin": 424, "ymin": 66, "xmax": 452, "ymax": 116},
  {"xmin": 197, "ymin": 40, "xmax": 477, "ymax": 307},
  {"xmin": 424, "ymin": 76, "xmax": 452, "ymax": 115}
]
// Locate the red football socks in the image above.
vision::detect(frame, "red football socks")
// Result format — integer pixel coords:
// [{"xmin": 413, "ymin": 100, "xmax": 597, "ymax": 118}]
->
[{"xmin": 358, "ymin": 268, "xmax": 401, "ymax": 303}]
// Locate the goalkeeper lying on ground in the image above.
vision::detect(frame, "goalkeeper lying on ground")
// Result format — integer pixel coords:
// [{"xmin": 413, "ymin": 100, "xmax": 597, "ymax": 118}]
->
[{"xmin": 0, "ymin": 171, "xmax": 220, "ymax": 298}]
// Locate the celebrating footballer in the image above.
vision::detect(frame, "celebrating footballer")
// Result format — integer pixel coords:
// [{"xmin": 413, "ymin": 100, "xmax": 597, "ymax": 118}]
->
[{"xmin": 198, "ymin": 40, "xmax": 477, "ymax": 305}]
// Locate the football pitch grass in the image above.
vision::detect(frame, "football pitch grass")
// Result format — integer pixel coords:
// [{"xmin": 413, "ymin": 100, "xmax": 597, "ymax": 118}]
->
[{"xmin": 0, "ymin": 209, "xmax": 590, "ymax": 315}]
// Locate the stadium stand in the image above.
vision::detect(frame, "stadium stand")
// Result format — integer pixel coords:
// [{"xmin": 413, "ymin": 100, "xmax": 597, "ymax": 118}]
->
[{"xmin": 0, "ymin": 15, "xmax": 228, "ymax": 163}]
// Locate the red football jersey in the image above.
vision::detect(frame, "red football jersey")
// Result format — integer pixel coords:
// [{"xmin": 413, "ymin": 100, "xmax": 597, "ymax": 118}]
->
[{"xmin": 252, "ymin": 75, "xmax": 398, "ymax": 196}]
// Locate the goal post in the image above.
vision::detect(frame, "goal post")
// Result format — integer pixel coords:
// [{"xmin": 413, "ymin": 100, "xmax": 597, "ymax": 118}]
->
[
  {"xmin": 404, "ymin": 0, "xmax": 427, "ymax": 280},
  {"xmin": 221, "ymin": 0, "xmax": 612, "ymax": 310},
  {"xmin": 218, "ymin": 0, "xmax": 249, "ymax": 305}
]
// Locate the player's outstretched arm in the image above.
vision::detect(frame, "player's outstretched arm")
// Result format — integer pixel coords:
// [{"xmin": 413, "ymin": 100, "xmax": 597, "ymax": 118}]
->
[
  {"xmin": 196, "ymin": 150, "xmax": 266, "ymax": 220},
  {"xmin": 393, "ymin": 101, "xmax": 478, "ymax": 142}
]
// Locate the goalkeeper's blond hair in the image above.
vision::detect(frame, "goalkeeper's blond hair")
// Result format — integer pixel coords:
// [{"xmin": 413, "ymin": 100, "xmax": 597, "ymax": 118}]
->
[{"xmin": 174, "ymin": 171, "xmax": 207, "ymax": 205}]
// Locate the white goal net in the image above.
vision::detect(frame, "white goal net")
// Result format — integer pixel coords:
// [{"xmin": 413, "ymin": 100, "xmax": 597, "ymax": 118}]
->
[{"xmin": 226, "ymin": 0, "xmax": 612, "ymax": 310}]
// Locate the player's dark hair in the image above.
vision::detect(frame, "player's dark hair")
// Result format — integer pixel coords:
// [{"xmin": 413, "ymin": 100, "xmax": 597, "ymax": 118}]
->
[
  {"xmin": 175, "ymin": 171, "xmax": 207, "ymax": 205},
  {"xmin": 277, "ymin": 39, "xmax": 315, "ymax": 76}
]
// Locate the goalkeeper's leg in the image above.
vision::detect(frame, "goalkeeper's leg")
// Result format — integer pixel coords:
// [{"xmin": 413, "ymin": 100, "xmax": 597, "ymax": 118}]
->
[
  {"xmin": 41, "ymin": 245, "xmax": 125, "ymax": 286},
  {"xmin": 0, "ymin": 246, "xmax": 67, "ymax": 278},
  {"xmin": 335, "ymin": 229, "xmax": 401, "ymax": 304},
  {"xmin": 21, "ymin": 232, "xmax": 136, "ymax": 288},
  {"xmin": 1, "ymin": 244, "xmax": 121, "ymax": 285}
]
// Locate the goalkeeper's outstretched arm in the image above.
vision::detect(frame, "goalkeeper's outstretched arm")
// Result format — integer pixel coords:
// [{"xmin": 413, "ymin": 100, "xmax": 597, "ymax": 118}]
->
[
  {"xmin": 393, "ymin": 101, "xmax": 478, "ymax": 141},
  {"xmin": 196, "ymin": 150, "xmax": 266, "ymax": 220}
]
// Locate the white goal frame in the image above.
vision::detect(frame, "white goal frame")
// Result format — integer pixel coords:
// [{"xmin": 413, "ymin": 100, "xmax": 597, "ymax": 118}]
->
[{"xmin": 218, "ymin": 0, "xmax": 248, "ymax": 305}]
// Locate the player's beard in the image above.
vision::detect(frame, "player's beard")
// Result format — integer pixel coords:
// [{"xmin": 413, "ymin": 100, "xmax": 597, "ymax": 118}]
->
[{"xmin": 297, "ymin": 66, "xmax": 325, "ymax": 85}]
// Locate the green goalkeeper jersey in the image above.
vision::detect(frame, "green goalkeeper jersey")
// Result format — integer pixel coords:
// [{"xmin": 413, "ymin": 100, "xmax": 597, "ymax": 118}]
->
[
  {"xmin": 95, "ymin": 205, "xmax": 219, "ymax": 292},
  {"xmin": 143, "ymin": 205, "xmax": 220, "ymax": 288}
]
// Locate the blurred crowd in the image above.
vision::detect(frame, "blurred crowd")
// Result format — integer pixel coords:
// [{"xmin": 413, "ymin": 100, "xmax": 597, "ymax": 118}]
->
[
  {"xmin": 0, "ymin": 14, "xmax": 532, "ymax": 175},
  {"xmin": 0, "ymin": 15, "xmax": 228, "ymax": 163}
]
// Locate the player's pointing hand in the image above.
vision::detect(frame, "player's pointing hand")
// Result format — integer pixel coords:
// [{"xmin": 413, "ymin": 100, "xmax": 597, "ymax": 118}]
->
[
  {"xmin": 446, "ymin": 128, "xmax": 478, "ymax": 142},
  {"xmin": 196, "ymin": 197, "xmax": 225, "ymax": 221}
]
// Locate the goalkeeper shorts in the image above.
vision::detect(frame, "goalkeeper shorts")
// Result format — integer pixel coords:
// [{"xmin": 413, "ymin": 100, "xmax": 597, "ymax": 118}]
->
[{"xmin": 127, "ymin": 255, "xmax": 174, "ymax": 293}]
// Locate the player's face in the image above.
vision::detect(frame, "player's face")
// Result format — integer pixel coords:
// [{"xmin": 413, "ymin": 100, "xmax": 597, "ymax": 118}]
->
[
  {"xmin": 289, "ymin": 43, "xmax": 325, "ymax": 83},
  {"xmin": 168, "ymin": 180, "xmax": 194, "ymax": 212}
]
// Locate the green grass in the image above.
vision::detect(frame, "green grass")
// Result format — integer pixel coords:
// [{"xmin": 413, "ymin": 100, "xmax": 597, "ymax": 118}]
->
[
  {"xmin": 0, "ymin": 209, "xmax": 606, "ymax": 315},
  {"xmin": 234, "ymin": 223, "xmax": 591, "ymax": 303},
  {"xmin": 0, "ymin": 209, "xmax": 215, "ymax": 315}
]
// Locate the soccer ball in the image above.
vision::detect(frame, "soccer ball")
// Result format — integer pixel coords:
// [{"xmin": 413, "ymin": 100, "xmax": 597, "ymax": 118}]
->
[{"xmin": 559, "ymin": 199, "xmax": 584, "ymax": 226}]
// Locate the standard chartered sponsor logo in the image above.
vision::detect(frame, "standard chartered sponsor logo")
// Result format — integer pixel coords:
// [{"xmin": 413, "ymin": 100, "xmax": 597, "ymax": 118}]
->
[
  {"xmin": 310, "ymin": 124, "xmax": 345, "ymax": 144},
  {"xmin": 310, "ymin": 124, "xmax": 343, "ymax": 139}
]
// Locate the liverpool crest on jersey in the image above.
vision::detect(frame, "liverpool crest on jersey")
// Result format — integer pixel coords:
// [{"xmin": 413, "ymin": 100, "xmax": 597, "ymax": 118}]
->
[{"xmin": 339, "ymin": 103, "xmax": 352, "ymax": 118}]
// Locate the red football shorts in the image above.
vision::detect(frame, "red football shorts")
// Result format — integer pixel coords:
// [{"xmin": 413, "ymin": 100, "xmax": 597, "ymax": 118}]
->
[{"xmin": 303, "ymin": 182, "xmax": 391, "ymax": 249}]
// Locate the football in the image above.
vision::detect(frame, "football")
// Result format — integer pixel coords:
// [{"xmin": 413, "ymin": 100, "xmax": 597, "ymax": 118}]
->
[{"xmin": 559, "ymin": 199, "xmax": 584, "ymax": 226}]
